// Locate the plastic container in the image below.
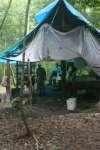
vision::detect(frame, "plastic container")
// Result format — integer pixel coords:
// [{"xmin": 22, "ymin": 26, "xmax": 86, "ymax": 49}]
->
[{"xmin": 66, "ymin": 98, "xmax": 77, "ymax": 111}]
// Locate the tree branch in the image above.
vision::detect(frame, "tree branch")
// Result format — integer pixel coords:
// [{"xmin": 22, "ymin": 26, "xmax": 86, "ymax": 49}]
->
[
  {"xmin": 0, "ymin": 0, "xmax": 12, "ymax": 32},
  {"xmin": 24, "ymin": 0, "xmax": 31, "ymax": 36}
]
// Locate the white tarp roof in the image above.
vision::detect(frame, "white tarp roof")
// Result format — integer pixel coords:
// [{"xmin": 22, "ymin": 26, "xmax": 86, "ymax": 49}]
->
[{"xmin": 9, "ymin": 24, "xmax": 100, "ymax": 75}]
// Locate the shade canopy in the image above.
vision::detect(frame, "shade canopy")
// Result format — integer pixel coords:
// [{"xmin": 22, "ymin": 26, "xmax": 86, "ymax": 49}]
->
[
  {"xmin": 0, "ymin": 0, "xmax": 100, "ymax": 64},
  {"xmin": 34, "ymin": 0, "xmax": 100, "ymax": 34},
  {"xmin": 8, "ymin": 23, "xmax": 100, "ymax": 75}
]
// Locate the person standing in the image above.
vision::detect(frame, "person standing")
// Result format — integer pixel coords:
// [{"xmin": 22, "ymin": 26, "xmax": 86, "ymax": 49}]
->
[
  {"xmin": 49, "ymin": 63, "xmax": 62, "ymax": 86},
  {"xmin": 36, "ymin": 64, "xmax": 46, "ymax": 96}
]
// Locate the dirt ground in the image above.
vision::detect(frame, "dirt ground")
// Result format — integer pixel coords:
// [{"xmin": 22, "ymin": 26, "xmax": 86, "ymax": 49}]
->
[{"xmin": 0, "ymin": 99, "xmax": 100, "ymax": 150}]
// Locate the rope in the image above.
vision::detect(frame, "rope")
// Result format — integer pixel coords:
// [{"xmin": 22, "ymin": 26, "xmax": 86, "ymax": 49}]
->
[{"xmin": 51, "ymin": 3, "xmax": 60, "ymax": 26}]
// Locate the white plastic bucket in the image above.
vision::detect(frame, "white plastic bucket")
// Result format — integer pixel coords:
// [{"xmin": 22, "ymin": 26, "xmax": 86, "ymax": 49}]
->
[{"xmin": 66, "ymin": 98, "xmax": 77, "ymax": 111}]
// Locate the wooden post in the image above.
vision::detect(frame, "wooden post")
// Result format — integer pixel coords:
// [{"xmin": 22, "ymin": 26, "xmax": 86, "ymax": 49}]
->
[
  {"xmin": 6, "ymin": 60, "xmax": 10, "ymax": 102},
  {"xmin": 28, "ymin": 59, "xmax": 33, "ymax": 107},
  {"xmin": 16, "ymin": 61, "xmax": 19, "ymax": 89},
  {"xmin": 10, "ymin": 65, "xmax": 16, "ymax": 86},
  {"xmin": 20, "ymin": 0, "xmax": 31, "ymax": 99}
]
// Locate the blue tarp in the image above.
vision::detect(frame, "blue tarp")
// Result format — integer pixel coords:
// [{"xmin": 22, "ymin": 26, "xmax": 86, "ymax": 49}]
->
[
  {"xmin": 0, "ymin": 0, "xmax": 100, "ymax": 63},
  {"xmin": 35, "ymin": 0, "xmax": 59, "ymax": 24},
  {"xmin": 0, "ymin": 39, "xmax": 24, "ymax": 63},
  {"xmin": 35, "ymin": 0, "xmax": 91, "ymax": 25},
  {"xmin": 0, "ymin": 40, "xmax": 23, "ymax": 57},
  {"xmin": 0, "ymin": 29, "xmax": 36, "ymax": 63},
  {"xmin": 0, "ymin": 58, "xmax": 15, "ymax": 64},
  {"xmin": 35, "ymin": 0, "xmax": 100, "ymax": 33}
]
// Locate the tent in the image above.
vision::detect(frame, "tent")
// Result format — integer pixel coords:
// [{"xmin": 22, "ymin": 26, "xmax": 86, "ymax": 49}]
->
[{"xmin": 0, "ymin": 0, "xmax": 100, "ymax": 74}]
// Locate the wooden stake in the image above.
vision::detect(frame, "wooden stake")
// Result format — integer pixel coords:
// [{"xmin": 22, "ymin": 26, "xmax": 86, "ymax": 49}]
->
[
  {"xmin": 6, "ymin": 60, "xmax": 10, "ymax": 101},
  {"xmin": 10, "ymin": 65, "xmax": 16, "ymax": 86},
  {"xmin": 28, "ymin": 59, "xmax": 33, "ymax": 107},
  {"xmin": 16, "ymin": 61, "xmax": 19, "ymax": 89}
]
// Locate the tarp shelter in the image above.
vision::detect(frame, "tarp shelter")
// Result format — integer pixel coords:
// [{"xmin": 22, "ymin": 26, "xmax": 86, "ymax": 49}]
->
[{"xmin": 0, "ymin": 0, "xmax": 100, "ymax": 74}]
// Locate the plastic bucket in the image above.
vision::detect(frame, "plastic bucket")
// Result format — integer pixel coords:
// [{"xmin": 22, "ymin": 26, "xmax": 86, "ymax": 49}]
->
[{"xmin": 66, "ymin": 98, "xmax": 77, "ymax": 111}]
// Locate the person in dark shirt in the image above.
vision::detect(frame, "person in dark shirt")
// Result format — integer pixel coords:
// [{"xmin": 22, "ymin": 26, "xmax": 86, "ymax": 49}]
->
[
  {"xmin": 36, "ymin": 64, "xmax": 46, "ymax": 96},
  {"xmin": 70, "ymin": 63, "xmax": 77, "ymax": 81},
  {"xmin": 31, "ymin": 75, "xmax": 35, "ymax": 88}
]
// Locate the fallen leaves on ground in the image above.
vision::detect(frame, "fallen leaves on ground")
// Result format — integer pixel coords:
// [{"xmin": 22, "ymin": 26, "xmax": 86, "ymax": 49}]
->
[{"xmin": 0, "ymin": 105, "xmax": 100, "ymax": 150}]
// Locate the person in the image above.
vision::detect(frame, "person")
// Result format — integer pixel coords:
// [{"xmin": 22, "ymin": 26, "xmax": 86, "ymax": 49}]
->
[
  {"xmin": 67, "ymin": 62, "xmax": 77, "ymax": 81},
  {"xmin": 49, "ymin": 63, "xmax": 62, "ymax": 86},
  {"xmin": 68, "ymin": 63, "xmax": 77, "ymax": 97},
  {"xmin": 31, "ymin": 75, "xmax": 35, "ymax": 89},
  {"xmin": 70, "ymin": 63, "xmax": 77, "ymax": 81},
  {"xmin": 36, "ymin": 64, "xmax": 46, "ymax": 96},
  {"xmin": 23, "ymin": 84, "xmax": 29, "ymax": 97},
  {"xmin": 49, "ymin": 70, "xmax": 57, "ymax": 86}
]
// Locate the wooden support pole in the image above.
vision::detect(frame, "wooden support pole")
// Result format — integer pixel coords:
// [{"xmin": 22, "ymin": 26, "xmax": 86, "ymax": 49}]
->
[
  {"xmin": 28, "ymin": 59, "xmax": 33, "ymax": 107},
  {"xmin": 6, "ymin": 60, "xmax": 10, "ymax": 102},
  {"xmin": 20, "ymin": 0, "xmax": 31, "ymax": 100},
  {"xmin": 10, "ymin": 65, "xmax": 16, "ymax": 86},
  {"xmin": 16, "ymin": 61, "xmax": 19, "ymax": 89}
]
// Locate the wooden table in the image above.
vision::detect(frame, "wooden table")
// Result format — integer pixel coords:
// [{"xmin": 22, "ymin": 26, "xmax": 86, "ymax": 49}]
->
[{"xmin": 65, "ymin": 80, "xmax": 100, "ymax": 96}]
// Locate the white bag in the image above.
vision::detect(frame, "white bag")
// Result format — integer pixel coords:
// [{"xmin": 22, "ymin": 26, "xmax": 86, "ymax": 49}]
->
[
  {"xmin": 23, "ymin": 85, "xmax": 29, "ymax": 95},
  {"xmin": 34, "ymin": 82, "xmax": 37, "ymax": 90},
  {"xmin": 1, "ymin": 76, "xmax": 7, "ymax": 87}
]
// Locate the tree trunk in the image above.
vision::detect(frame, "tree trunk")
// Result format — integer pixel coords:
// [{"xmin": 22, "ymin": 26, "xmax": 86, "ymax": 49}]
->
[
  {"xmin": 20, "ymin": 0, "xmax": 32, "ymax": 137},
  {"xmin": 20, "ymin": 0, "xmax": 31, "ymax": 98},
  {"xmin": 28, "ymin": 60, "xmax": 33, "ymax": 107},
  {"xmin": 19, "ymin": 105, "xmax": 31, "ymax": 137},
  {"xmin": 24, "ymin": 0, "xmax": 31, "ymax": 36},
  {"xmin": 0, "ymin": 0, "xmax": 12, "ymax": 32}
]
